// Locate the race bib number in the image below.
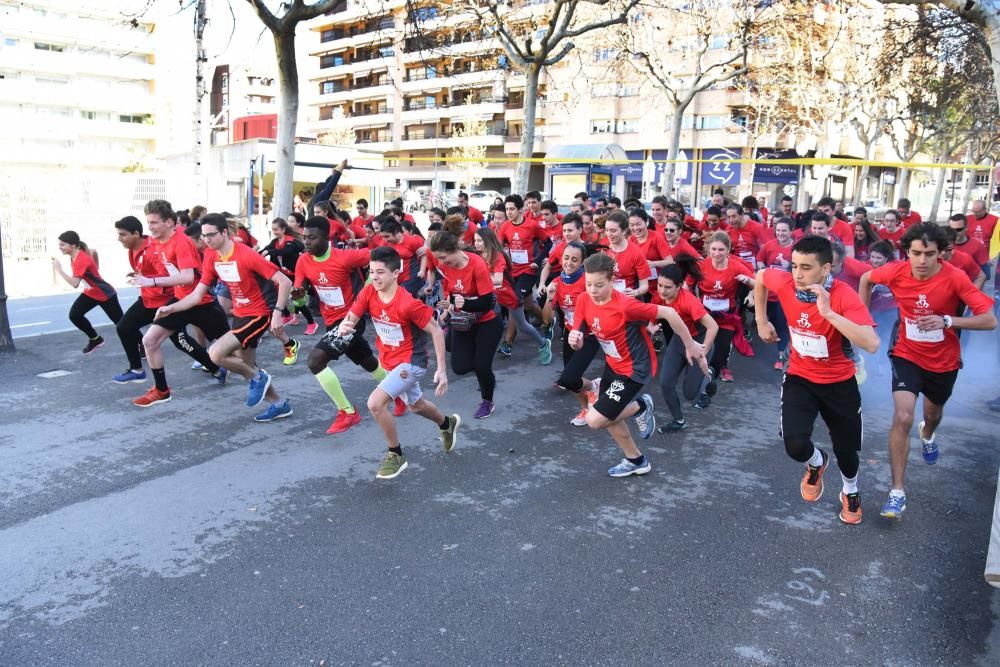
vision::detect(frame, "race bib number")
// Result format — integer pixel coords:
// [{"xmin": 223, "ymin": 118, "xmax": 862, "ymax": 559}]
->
[
  {"xmin": 613, "ymin": 279, "xmax": 627, "ymax": 293},
  {"xmin": 373, "ymin": 319, "xmax": 404, "ymax": 347},
  {"xmin": 597, "ymin": 336, "xmax": 621, "ymax": 359},
  {"xmin": 739, "ymin": 251, "xmax": 754, "ymax": 265},
  {"xmin": 648, "ymin": 263, "xmax": 658, "ymax": 280},
  {"xmin": 511, "ymin": 249, "xmax": 529, "ymax": 265},
  {"xmin": 316, "ymin": 286, "xmax": 345, "ymax": 307},
  {"xmin": 163, "ymin": 261, "xmax": 180, "ymax": 277},
  {"xmin": 215, "ymin": 261, "xmax": 241, "ymax": 283},
  {"xmin": 904, "ymin": 318, "xmax": 945, "ymax": 343},
  {"xmin": 790, "ymin": 327, "xmax": 829, "ymax": 358},
  {"xmin": 703, "ymin": 296, "xmax": 730, "ymax": 312}
]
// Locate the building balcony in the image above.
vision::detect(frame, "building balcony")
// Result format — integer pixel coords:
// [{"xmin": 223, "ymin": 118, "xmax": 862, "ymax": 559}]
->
[
  {"xmin": 0, "ymin": 47, "xmax": 154, "ymax": 81},
  {"xmin": 313, "ymin": 82, "xmax": 394, "ymax": 105},
  {"xmin": 399, "ymin": 68, "xmax": 501, "ymax": 94},
  {"xmin": 313, "ymin": 111, "xmax": 394, "ymax": 130},
  {"xmin": 312, "ymin": 0, "xmax": 407, "ymax": 26},
  {"xmin": 401, "ymin": 37, "xmax": 494, "ymax": 64},
  {"xmin": 399, "ymin": 128, "xmax": 507, "ymax": 151},
  {"xmin": 311, "ymin": 21, "xmax": 393, "ymax": 55},
  {"xmin": 312, "ymin": 54, "xmax": 394, "ymax": 80}
]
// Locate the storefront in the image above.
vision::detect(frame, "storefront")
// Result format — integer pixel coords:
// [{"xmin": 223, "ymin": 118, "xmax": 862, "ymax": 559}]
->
[
  {"xmin": 545, "ymin": 143, "xmax": 627, "ymax": 209},
  {"xmin": 752, "ymin": 148, "xmax": 800, "ymax": 212}
]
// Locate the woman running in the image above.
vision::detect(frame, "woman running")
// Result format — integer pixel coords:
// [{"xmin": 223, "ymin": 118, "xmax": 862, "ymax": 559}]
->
[
  {"xmin": 756, "ymin": 217, "xmax": 795, "ymax": 370},
  {"xmin": 428, "ymin": 231, "xmax": 504, "ymax": 419},
  {"xmin": 853, "ymin": 217, "xmax": 880, "ymax": 263},
  {"xmin": 627, "ymin": 208, "xmax": 671, "ymax": 282},
  {"xmin": 261, "ymin": 218, "xmax": 318, "ymax": 334},
  {"xmin": 603, "ymin": 211, "xmax": 652, "ymax": 298},
  {"xmin": 663, "ymin": 219, "xmax": 702, "ymax": 260},
  {"xmin": 474, "ymin": 227, "xmax": 552, "ymax": 365},
  {"xmin": 697, "ymin": 231, "xmax": 755, "ymax": 395},
  {"xmin": 652, "ymin": 256, "xmax": 718, "ymax": 433},
  {"xmin": 52, "ymin": 230, "xmax": 123, "ymax": 354}
]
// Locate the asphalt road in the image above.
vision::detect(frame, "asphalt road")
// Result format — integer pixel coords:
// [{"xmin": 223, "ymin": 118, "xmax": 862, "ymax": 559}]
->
[
  {"xmin": 7, "ymin": 288, "xmax": 141, "ymax": 339},
  {"xmin": 1, "ymin": 321, "xmax": 999, "ymax": 665}
]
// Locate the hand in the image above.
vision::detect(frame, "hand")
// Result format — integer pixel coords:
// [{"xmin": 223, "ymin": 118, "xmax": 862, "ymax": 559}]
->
[
  {"xmin": 435, "ymin": 300, "xmax": 450, "ymax": 311},
  {"xmin": 545, "ymin": 282, "xmax": 557, "ymax": 300},
  {"xmin": 337, "ymin": 320, "xmax": 356, "ymax": 337},
  {"xmin": 50, "ymin": 257, "xmax": 61, "ymax": 270},
  {"xmin": 529, "ymin": 263, "xmax": 538, "ymax": 271},
  {"xmin": 290, "ymin": 287, "xmax": 306, "ymax": 300},
  {"xmin": 684, "ymin": 341, "xmax": 708, "ymax": 375},
  {"xmin": 568, "ymin": 329, "xmax": 584, "ymax": 350},
  {"xmin": 646, "ymin": 323, "xmax": 658, "ymax": 336},
  {"xmin": 807, "ymin": 283, "xmax": 832, "ymax": 318},
  {"xmin": 757, "ymin": 319, "xmax": 778, "ymax": 343},
  {"xmin": 453, "ymin": 294, "xmax": 465, "ymax": 310},
  {"xmin": 743, "ymin": 292, "xmax": 755, "ymax": 307},
  {"xmin": 737, "ymin": 274, "xmax": 752, "ymax": 285},
  {"xmin": 624, "ymin": 288, "xmax": 639, "ymax": 298},
  {"xmin": 270, "ymin": 311, "xmax": 285, "ymax": 337},
  {"xmin": 128, "ymin": 274, "xmax": 154, "ymax": 287},
  {"xmin": 154, "ymin": 305, "xmax": 174, "ymax": 320},
  {"xmin": 423, "ymin": 285, "xmax": 434, "ymax": 296},
  {"xmin": 336, "ymin": 158, "xmax": 348, "ymax": 171},
  {"xmin": 433, "ymin": 367, "xmax": 449, "ymax": 396},
  {"xmin": 915, "ymin": 315, "xmax": 946, "ymax": 331}
]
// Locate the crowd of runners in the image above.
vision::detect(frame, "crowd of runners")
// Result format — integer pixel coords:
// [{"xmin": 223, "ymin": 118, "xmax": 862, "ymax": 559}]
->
[{"xmin": 52, "ymin": 171, "xmax": 999, "ymax": 523}]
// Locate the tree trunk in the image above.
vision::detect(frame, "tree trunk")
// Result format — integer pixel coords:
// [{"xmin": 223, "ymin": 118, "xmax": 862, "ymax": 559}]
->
[
  {"xmin": 897, "ymin": 167, "xmax": 910, "ymax": 201},
  {"xmin": 960, "ymin": 143, "xmax": 976, "ymax": 214},
  {"xmin": 273, "ymin": 30, "xmax": 300, "ymax": 219},
  {"xmin": 988, "ymin": 159, "xmax": 998, "ymax": 208},
  {"xmin": 929, "ymin": 158, "xmax": 948, "ymax": 223},
  {"xmin": 854, "ymin": 139, "xmax": 875, "ymax": 206},
  {"xmin": 661, "ymin": 99, "xmax": 685, "ymax": 196},
  {"xmin": 513, "ymin": 64, "xmax": 541, "ymax": 195}
]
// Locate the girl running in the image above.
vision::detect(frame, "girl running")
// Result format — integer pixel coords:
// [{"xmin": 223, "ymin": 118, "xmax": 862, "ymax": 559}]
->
[
  {"xmin": 52, "ymin": 231, "xmax": 123, "ymax": 354},
  {"xmin": 756, "ymin": 217, "xmax": 795, "ymax": 370},
  {"xmin": 602, "ymin": 211, "xmax": 652, "ymax": 298},
  {"xmin": 261, "ymin": 218, "xmax": 318, "ymax": 334},
  {"xmin": 627, "ymin": 208, "xmax": 671, "ymax": 282},
  {"xmin": 853, "ymin": 217, "xmax": 880, "ymax": 263}
]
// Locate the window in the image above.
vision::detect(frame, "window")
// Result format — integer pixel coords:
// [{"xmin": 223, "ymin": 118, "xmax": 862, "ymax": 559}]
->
[
  {"xmin": 617, "ymin": 119, "xmax": 638, "ymax": 134},
  {"xmin": 34, "ymin": 42, "xmax": 63, "ymax": 52},
  {"xmin": 0, "ymin": 70, "xmax": 17, "ymax": 80},
  {"xmin": 119, "ymin": 114, "xmax": 149, "ymax": 124},
  {"xmin": 665, "ymin": 115, "xmax": 695, "ymax": 131},
  {"xmin": 4, "ymin": 38, "xmax": 16, "ymax": 47},
  {"xmin": 320, "ymin": 54, "xmax": 345, "ymax": 68},
  {"xmin": 709, "ymin": 34, "xmax": 729, "ymax": 50},
  {"xmin": 320, "ymin": 80, "xmax": 340, "ymax": 95},
  {"xmin": 593, "ymin": 48, "xmax": 617, "ymax": 62},
  {"xmin": 590, "ymin": 119, "xmax": 614, "ymax": 134},
  {"xmin": 695, "ymin": 115, "xmax": 728, "ymax": 130}
]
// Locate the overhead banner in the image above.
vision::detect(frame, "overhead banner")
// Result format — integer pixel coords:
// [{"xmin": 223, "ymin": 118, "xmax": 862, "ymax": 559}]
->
[
  {"xmin": 754, "ymin": 148, "xmax": 799, "ymax": 184},
  {"xmin": 700, "ymin": 147, "xmax": 742, "ymax": 186},
  {"xmin": 613, "ymin": 150, "xmax": 693, "ymax": 184}
]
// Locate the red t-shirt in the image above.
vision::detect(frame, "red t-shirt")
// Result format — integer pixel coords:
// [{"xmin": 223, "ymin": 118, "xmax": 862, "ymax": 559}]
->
[
  {"xmin": 72, "ymin": 250, "xmax": 114, "ymax": 302},
  {"xmin": 154, "ymin": 231, "xmax": 213, "ymax": 305},
  {"xmin": 664, "ymin": 237, "xmax": 702, "ymax": 260},
  {"xmin": 540, "ymin": 221, "xmax": 563, "ymax": 244},
  {"xmin": 965, "ymin": 214, "xmax": 997, "ymax": 262},
  {"xmin": 697, "ymin": 258, "xmax": 754, "ymax": 327},
  {"xmin": 236, "ymin": 226, "xmax": 257, "ymax": 248},
  {"xmin": 631, "ymin": 232, "xmax": 670, "ymax": 279},
  {"xmin": 693, "ymin": 221, "xmax": 730, "ymax": 254},
  {"xmin": 727, "ymin": 221, "xmax": 765, "ymax": 266},
  {"xmin": 571, "ymin": 289, "xmax": 660, "ymax": 383},
  {"xmin": 546, "ymin": 240, "xmax": 568, "ymax": 274},
  {"xmin": 327, "ymin": 218, "xmax": 351, "ymax": 245},
  {"xmin": 900, "ymin": 210, "xmax": 922, "ymax": 229},
  {"xmin": 756, "ymin": 240, "xmax": 794, "ymax": 302},
  {"xmin": 349, "ymin": 283, "xmax": 433, "ymax": 370},
  {"xmin": 200, "ymin": 242, "xmax": 279, "ymax": 318},
  {"xmin": 954, "ymin": 235, "xmax": 986, "ymax": 266},
  {"xmin": 129, "ymin": 236, "xmax": 171, "ymax": 308},
  {"xmin": 581, "ymin": 229, "xmax": 603, "ymax": 244},
  {"xmin": 835, "ymin": 256, "xmax": 871, "ymax": 292},
  {"xmin": 650, "ymin": 286, "xmax": 707, "ymax": 338},
  {"xmin": 946, "ymin": 249, "xmax": 982, "ymax": 283},
  {"xmin": 830, "ymin": 219, "xmax": 855, "ymax": 249},
  {"xmin": 868, "ymin": 260, "xmax": 994, "ymax": 372},
  {"xmin": 466, "ymin": 206, "xmax": 484, "ymax": 227},
  {"xmin": 498, "ymin": 219, "xmax": 547, "ymax": 277},
  {"xmin": 294, "ymin": 247, "xmax": 369, "ymax": 325},
  {"xmin": 385, "ymin": 234, "xmax": 425, "ymax": 283},
  {"xmin": 605, "ymin": 241, "xmax": 653, "ymax": 291},
  {"xmin": 488, "ymin": 254, "xmax": 520, "ymax": 310},
  {"xmin": 352, "ymin": 214, "xmax": 373, "ymax": 230},
  {"xmin": 426, "ymin": 251, "xmax": 497, "ymax": 323},
  {"xmin": 552, "ymin": 274, "xmax": 586, "ymax": 328},
  {"xmin": 878, "ymin": 227, "xmax": 905, "ymax": 255},
  {"xmin": 763, "ymin": 269, "xmax": 874, "ymax": 384}
]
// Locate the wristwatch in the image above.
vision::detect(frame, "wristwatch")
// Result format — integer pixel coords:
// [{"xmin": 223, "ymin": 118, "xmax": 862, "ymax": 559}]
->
[{"xmin": 942, "ymin": 314, "xmax": 953, "ymax": 329}]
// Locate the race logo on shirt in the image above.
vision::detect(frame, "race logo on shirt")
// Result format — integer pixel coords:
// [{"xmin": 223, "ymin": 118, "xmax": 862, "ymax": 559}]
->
[
  {"xmin": 318, "ymin": 272, "xmax": 329, "ymax": 285},
  {"xmin": 915, "ymin": 294, "xmax": 930, "ymax": 309},
  {"xmin": 797, "ymin": 312, "xmax": 811, "ymax": 329},
  {"xmin": 612, "ymin": 262, "xmax": 620, "ymax": 275},
  {"xmin": 713, "ymin": 280, "xmax": 723, "ymax": 291},
  {"xmin": 379, "ymin": 309, "xmax": 392, "ymax": 322},
  {"xmin": 606, "ymin": 380, "xmax": 625, "ymax": 402},
  {"xmin": 513, "ymin": 232, "xmax": 520, "ymax": 241},
  {"xmin": 591, "ymin": 317, "xmax": 601, "ymax": 333},
  {"xmin": 454, "ymin": 279, "xmax": 465, "ymax": 292},
  {"xmin": 564, "ymin": 294, "xmax": 573, "ymax": 306}
]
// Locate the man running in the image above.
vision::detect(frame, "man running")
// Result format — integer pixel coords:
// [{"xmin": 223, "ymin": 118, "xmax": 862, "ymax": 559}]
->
[
  {"xmin": 859, "ymin": 222, "xmax": 996, "ymax": 519},
  {"xmin": 755, "ymin": 236, "xmax": 880, "ymax": 524}
]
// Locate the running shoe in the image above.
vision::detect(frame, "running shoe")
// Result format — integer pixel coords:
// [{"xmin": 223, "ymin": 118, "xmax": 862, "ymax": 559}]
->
[
  {"xmin": 473, "ymin": 400, "xmax": 495, "ymax": 419},
  {"xmin": 393, "ymin": 396, "xmax": 407, "ymax": 416},
  {"xmin": 705, "ymin": 369, "xmax": 718, "ymax": 396},
  {"xmin": 693, "ymin": 393, "xmax": 712, "ymax": 409},
  {"xmin": 283, "ymin": 339, "xmax": 300, "ymax": 366},
  {"xmin": 214, "ymin": 367, "xmax": 228, "ymax": 385},
  {"xmin": 880, "ymin": 491, "xmax": 907, "ymax": 519},
  {"xmin": 634, "ymin": 393, "xmax": 656, "ymax": 440},
  {"xmin": 538, "ymin": 339, "xmax": 553, "ymax": 365},
  {"xmin": 327, "ymin": 408, "xmax": 361, "ymax": 434},
  {"xmin": 440, "ymin": 414, "xmax": 461, "ymax": 452},
  {"xmin": 918, "ymin": 420, "xmax": 938, "ymax": 465},
  {"xmin": 657, "ymin": 418, "xmax": 687, "ymax": 434},
  {"xmin": 543, "ymin": 325, "xmax": 554, "ymax": 342},
  {"xmin": 772, "ymin": 359, "xmax": 784, "ymax": 371},
  {"xmin": 133, "ymin": 386, "xmax": 171, "ymax": 407},
  {"xmin": 280, "ymin": 314, "xmax": 295, "ymax": 327},
  {"xmin": 570, "ymin": 408, "xmax": 588, "ymax": 427},
  {"xmin": 608, "ymin": 457, "xmax": 651, "ymax": 477},
  {"xmin": 498, "ymin": 341, "xmax": 512, "ymax": 357},
  {"xmin": 82, "ymin": 336, "xmax": 104, "ymax": 354},
  {"xmin": 376, "ymin": 451, "xmax": 408, "ymax": 479},
  {"xmin": 586, "ymin": 390, "xmax": 598, "ymax": 407},
  {"xmin": 288, "ymin": 314, "xmax": 299, "ymax": 326},
  {"xmin": 246, "ymin": 369, "xmax": 271, "ymax": 407},
  {"xmin": 839, "ymin": 492, "xmax": 863, "ymax": 525},
  {"xmin": 720, "ymin": 368, "xmax": 734, "ymax": 383},
  {"xmin": 800, "ymin": 449, "xmax": 828, "ymax": 502},
  {"xmin": 113, "ymin": 369, "xmax": 147, "ymax": 384},
  {"xmin": 254, "ymin": 399, "xmax": 293, "ymax": 422},
  {"xmin": 191, "ymin": 361, "xmax": 204, "ymax": 371},
  {"xmin": 303, "ymin": 322, "xmax": 319, "ymax": 336}
]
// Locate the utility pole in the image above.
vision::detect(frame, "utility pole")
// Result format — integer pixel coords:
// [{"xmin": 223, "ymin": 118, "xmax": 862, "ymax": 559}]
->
[
  {"xmin": 193, "ymin": 0, "xmax": 209, "ymax": 202},
  {"xmin": 0, "ymin": 225, "xmax": 14, "ymax": 353}
]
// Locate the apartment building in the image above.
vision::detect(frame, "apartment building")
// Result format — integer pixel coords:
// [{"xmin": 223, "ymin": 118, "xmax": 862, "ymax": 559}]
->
[{"xmin": 209, "ymin": 61, "xmax": 281, "ymax": 146}]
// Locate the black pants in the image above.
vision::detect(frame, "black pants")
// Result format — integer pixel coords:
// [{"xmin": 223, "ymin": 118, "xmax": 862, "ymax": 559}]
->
[
  {"xmin": 116, "ymin": 299, "xmax": 207, "ymax": 371},
  {"xmin": 709, "ymin": 327, "xmax": 735, "ymax": 375},
  {"xmin": 659, "ymin": 331, "xmax": 711, "ymax": 420},
  {"xmin": 556, "ymin": 334, "xmax": 601, "ymax": 393},
  {"xmin": 69, "ymin": 294, "xmax": 123, "ymax": 339},
  {"xmin": 780, "ymin": 373, "xmax": 862, "ymax": 479},
  {"xmin": 451, "ymin": 316, "xmax": 503, "ymax": 401}
]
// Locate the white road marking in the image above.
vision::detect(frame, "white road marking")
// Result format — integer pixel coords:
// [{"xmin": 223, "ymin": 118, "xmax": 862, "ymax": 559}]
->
[{"xmin": 11, "ymin": 321, "xmax": 52, "ymax": 329}]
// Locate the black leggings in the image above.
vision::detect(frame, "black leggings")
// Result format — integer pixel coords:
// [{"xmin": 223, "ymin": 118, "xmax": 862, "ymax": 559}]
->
[
  {"xmin": 781, "ymin": 374, "xmax": 862, "ymax": 479},
  {"xmin": 556, "ymin": 334, "xmax": 601, "ymax": 393},
  {"xmin": 451, "ymin": 316, "xmax": 503, "ymax": 401},
  {"xmin": 709, "ymin": 326, "xmax": 735, "ymax": 375},
  {"xmin": 659, "ymin": 331, "xmax": 712, "ymax": 420},
  {"xmin": 69, "ymin": 294, "xmax": 123, "ymax": 339},
  {"xmin": 116, "ymin": 299, "xmax": 209, "ymax": 371}
]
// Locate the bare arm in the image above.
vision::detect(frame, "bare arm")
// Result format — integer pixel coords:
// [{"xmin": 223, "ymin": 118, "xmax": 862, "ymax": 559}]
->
[
  {"xmin": 423, "ymin": 317, "xmax": 449, "ymax": 396},
  {"xmin": 51, "ymin": 259, "xmax": 81, "ymax": 288},
  {"xmin": 154, "ymin": 283, "xmax": 210, "ymax": 318},
  {"xmin": 858, "ymin": 270, "xmax": 874, "ymax": 308}
]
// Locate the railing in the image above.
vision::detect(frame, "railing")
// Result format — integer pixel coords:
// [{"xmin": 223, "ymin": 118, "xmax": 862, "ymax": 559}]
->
[
  {"xmin": 353, "ymin": 106, "xmax": 391, "ymax": 116},
  {"xmin": 403, "ymin": 96, "xmax": 506, "ymax": 111},
  {"xmin": 352, "ymin": 78, "xmax": 390, "ymax": 90}
]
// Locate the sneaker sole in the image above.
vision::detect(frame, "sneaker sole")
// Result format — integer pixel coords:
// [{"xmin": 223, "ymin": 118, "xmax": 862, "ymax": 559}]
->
[
  {"xmin": 246, "ymin": 373, "xmax": 272, "ymax": 408},
  {"xmin": 609, "ymin": 464, "xmax": 652, "ymax": 478},
  {"xmin": 571, "ymin": 419, "xmax": 587, "ymax": 426},
  {"xmin": 255, "ymin": 408, "xmax": 293, "ymax": 423},
  {"xmin": 800, "ymin": 459, "xmax": 828, "ymax": 503},
  {"xmin": 133, "ymin": 395, "xmax": 171, "ymax": 408},
  {"xmin": 880, "ymin": 506, "xmax": 906, "ymax": 519},
  {"xmin": 114, "ymin": 377, "xmax": 147, "ymax": 384},
  {"xmin": 838, "ymin": 493, "xmax": 863, "ymax": 525},
  {"xmin": 443, "ymin": 415, "xmax": 461, "ymax": 451},
  {"xmin": 474, "ymin": 408, "xmax": 494, "ymax": 420},
  {"xmin": 83, "ymin": 342, "xmax": 105, "ymax": 354},
  {"xmin": 376, "ymin": 460, "xmax": 409, "ymax": 479}
]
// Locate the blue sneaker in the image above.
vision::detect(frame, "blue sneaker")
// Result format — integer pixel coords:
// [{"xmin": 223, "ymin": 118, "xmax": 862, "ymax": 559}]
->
[
  {"xmin": 214, "ymin": 367, "xmax": 228, "ymax": 385},
  {"xmin": 633, "ymin": 393, "xmax": 656, "ymax": 440},
  {"xmin": 608, "ymin": 457, "xmax": 652, "ymax": 477},
  {"xmin": 113, "ymin": 369, "xmax": 146, "ymax": 384},
  {"xmin": 254, "ymin": 399, "xmax": 293, "ymax": 422},
  {"xmin": 498, "ymin": 341, "xmax": 512, "ymax": 357},
  {"xmin": 538, "ymin": 339, "xmax": 553, "ymax": 365},
  {"xmin": 880, "ymin": 491, "xmax": 907, "ymax": 519},
  {"xmin": 917, "ymin": 420, "xmax": 938, "ymax": 465},
  {"xmin": 543, "ymin": 325, "xmax": 554, "ymax": 342},
  {"xmin": 246, "ymin": 369, "xmax": 271, "ymax": 407}
]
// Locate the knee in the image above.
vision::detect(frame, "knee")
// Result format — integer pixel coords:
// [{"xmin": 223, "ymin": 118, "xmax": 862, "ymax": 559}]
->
[
  {"xmin": 141, "ymin": 329, "xmax": 161, "ymax": 349},
  {"xmin": 453, "ymin": 360, "xmax": 472, "ymax": 376},
  {"xmin": 892, "ymin": 406, "xmax": 915, "ymax": 429},
  {"xmin": 558, "ymin": 374, "xmax": 583, "ymax": 393},
  {"xmin": 208, "ymin": 344, "xmax": 226, "ymax": 366},
  {"xmin": 367, "ymin": 393, "xmax": 388, "ymax": 415},
  {"xmin": 783, "ymin": 432, "xmax": 813, "ymax": 462},
  {"xmin": 585, "ymin": 409, "xmax": 608, "ymax": 430},
  {"xmin": 307, "ymin": 349, "xmax": 327, "ymax": 375}
]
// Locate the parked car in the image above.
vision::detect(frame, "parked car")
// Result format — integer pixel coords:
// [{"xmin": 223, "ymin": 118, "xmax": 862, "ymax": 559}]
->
[
  {"xmin": 844, "ymin": 200, "xmax": 890, "ymax": 221},
  {"xmin": 467, "ymin": 190, "xmax": 504, "ymax": 210}
]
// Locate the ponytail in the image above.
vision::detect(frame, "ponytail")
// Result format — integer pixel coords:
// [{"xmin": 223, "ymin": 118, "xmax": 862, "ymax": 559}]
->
[
  {"xmin": 660, "ymin": 253, "xmax": 702, "ymax": 285},
  {"xmin": 58, "ymin": 230, "xmax": 87, "ymax": 252}
]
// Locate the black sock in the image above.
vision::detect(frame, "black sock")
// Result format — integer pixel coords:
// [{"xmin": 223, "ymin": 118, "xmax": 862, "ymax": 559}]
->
[
  {"xmin": 627, "ymin": 454, "xmax": 645, "ymax": 465},
  {"xmin": 284, "ymin": 338, "xmax": 297, "ymax": 349},
  {"xmin": 439, "ymin": 415, "xmax": 451, "ymax": 430},
  {"xmin": 151, "ymin": 367, "xmax": 168, "ymax": 392},
  {"xmin": 633, "ymin": 398, "xmax": 646, "ymax": 413},
  {"xmin": 389, "ymin": 445, "xmax": 403, "ymax": 456}
]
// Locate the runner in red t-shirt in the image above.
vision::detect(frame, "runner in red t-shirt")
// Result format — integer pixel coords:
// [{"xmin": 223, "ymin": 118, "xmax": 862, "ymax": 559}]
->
[
  {"xmin": 457, "ymin": 192, "xmax": 484, "ymax": 227},
  {"xmin": 830, "ymin": 245, "xmax": 870, "ymax": 292},
  {"xmin": 157, "ymin": 213, "xmax": 296, "ymax": 422},
  {"xmin": 878, "ymin": 210, "xmax": 905, "ymax": 259},
  {"xmin": 755, "ymin": 235, "xmax": 880, "ymax": 525},
  {"xmin": 627, "ymin": 209, "xmax": 671, "ymax": 282},
  {"xmin": 580, "ymin": 210, "xmax": 603, "ymax": 244},
  {"xmin": 697, "ymin": 231, "xmax": 755, "ymax": 388},
  {"xmin": 896, "ymin": 198, "xmax": 921, "ymax": 228},
  {"xmin": 538, "ymin": 214, "xmax": 584, "ymax": 290},
  {"xmin": 948, "ymin": 213, "xmax": 987, "ymax": 267},
  {"xmin": 53, "ymin": 230, "xmax": 122, "ymax": 353},
  {"xmin": 725, "ymin": 204, "xmax": 766, "ymax": 267},
  {"xmin": 497, "ymin": 194, "xmax": 548, "ymax": 328},
  {"xmin": 942, "ymin": 241, "xmax": 986, "ymax": 289},
  {"xmin": 692, "ymin": 205, "xmax": 729, "ymax": 255},
  {"xmin": 379, "ymin": 218, "xmax": 427, "ymax": 297},
  {"xmin": 965, "ymin": 201, "xmax": 998, "ymax": 264},
  {"xmin": 756, "ymin": 218, "xmax": 795, "ymax": 369},
  {"xmin": 663, "ymin": 220, "xmax": 702, "ymax": 261},
  {"xmin": 340, "ymin": 245, "xmax": 458, "ymax": 480},
  {"xmin": 569, "ymin": 252, "xmax": 706, "ymax": 477},
  {"xmin": 860, "ymin": 222, "xmax": 996, "ymax": 519},
  {"xmin": 602, "ymin": 213, "xmax": 652, "ymax": 298}
]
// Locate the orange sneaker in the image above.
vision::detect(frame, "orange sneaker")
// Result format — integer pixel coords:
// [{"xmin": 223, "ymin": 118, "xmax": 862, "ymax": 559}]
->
[
  {"xmin": 327, "ymin": 409, "xmax": 361, "ymax": 434},
  {"xmin": 570, "ymin": 408, "xmax": 588, "ymax": 426},
  {"xmin": 393, "ymin": 396, "xmax": 407, "ymax": 416},
  {"xmin": 133, "ymin": 386, "xmax": 171, "ymax": 407},
  {"xmin": 839, "ymin": 492, "xmax": 862, "ymax": 525},
  {"xmin": 799, "ymin": 450, "xmax": 828, "ymax": 502}
]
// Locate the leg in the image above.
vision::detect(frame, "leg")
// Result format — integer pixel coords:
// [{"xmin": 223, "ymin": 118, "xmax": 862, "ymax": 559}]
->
[
  {"xmin": 919, "ymin": 396, "xmax": 944, "ymax": 441},
  {"xmin": 68, "ymin": 294, "xmax": 101, "ymax": 339},
  {"xmin": 368, "ymin": 387, "xmax": 398, "ymax": 448},
  {"xmin": 98, "ymin": 294, "xmax": 124, "ymax": 325},
  {"xmin": 658, "ymin": 336, "xmax": 687, "ymax": 421},
  {"xmin": 410, "ymin": 395, "xmax": 445, "ymax": 425},
  {"xmin": 471, "ymin": 318, "xmax": 503, "ymax": 401},
  {"xmin": 116, "ymin": 300, "xmax": 155, "ymax": 371},
  {"xmin": 210, "ymin": 333, "xmax": 258, "ymax": 379},
  {"xmin": 510, "ymin": 305, "xmax": 545, "ymax": 346},
  {"xmin": 709, "ymin": 328, "xmax": 735, "ymax": 376},
  {"xmin": 888, "ymin": 390, "xmax": 917, "ymax": 491},
  {"xmin": 607, "ymin": 419, "xmax": 642, "ymax": 459}
]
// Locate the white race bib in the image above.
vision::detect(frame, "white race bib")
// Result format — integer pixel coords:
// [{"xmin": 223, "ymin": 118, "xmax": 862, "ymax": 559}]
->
[
  {"xmin": 648, "ymin": 263, "xmax": 658, "ymax": 280},
  {"xmin": 215, "ymin": 261, "xmax": 241, "ymax": 283},
  {"xmin": 739, "ymin": 251, "xmax": 754, "ymax": 265},
  {"xmin": 703, "ymin": 296, "xmax": 730, "ymax": 312},
  {"xmin": 904, "ymin": 318, "xmax": 945, "ymax": 343},
  {"xmin": 511, "ymin": 249, "xmax": 529, "ymax": 265},
  {"xmin": 564, "ymin": 309, "xmax": 575, "ymax": 327},
  {"xmin": 316, "ymin": 286, "xmax": 345, "ymax": 307},
  {"xmin": 613, "ymin": 279, "xmax": 627, "ymax": 293},
  {"xmin": 373, "ymin": 319, "xmax": 404, "ymax": 347},
  {"xmin": 162, "ymin": 261, "xmax": 180, "ymax": 277},
  {"xmin": 790, "ymin": 327, "xmax": 829, "ymax": 358},
  {"xmin": 597, "ymin": 336, "xmax": 621, "ymax": 359}
]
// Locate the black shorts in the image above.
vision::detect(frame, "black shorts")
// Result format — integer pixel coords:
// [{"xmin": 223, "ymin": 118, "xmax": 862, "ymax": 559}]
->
[
  {"xmin": 890, "ymin": 355, "xmax": 958, "ymax": 406},
  {"xmin": 593, "ymin": 366, "xmax": 645, "ymax": 421},
  {"xmin": 781, "ymin": 373, "xmax": 863, "ymax": 453},
  {"xmin": 315, "ymin": 316, "xmax": 374, "ymax": 365},
  {"xmin": 514, "ymin": 273, "xmax": 538, "ymax": 299},
  {"xmin": 231, "ymin": 314, "xmax": 271, "ymax": 349},
  {"xmin": 155, "ymin": 300, "xmax": 230, "ymax": 341}
]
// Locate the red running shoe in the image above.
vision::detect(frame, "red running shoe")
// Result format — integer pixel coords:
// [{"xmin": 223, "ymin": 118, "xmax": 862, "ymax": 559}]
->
[
  {"xmin": 327, "ymin": 409, "xmax": 361, "ymax": 434},
  {"xmin": 393, "ymin": 397, "xmax": 407, "ymax": 416}
]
